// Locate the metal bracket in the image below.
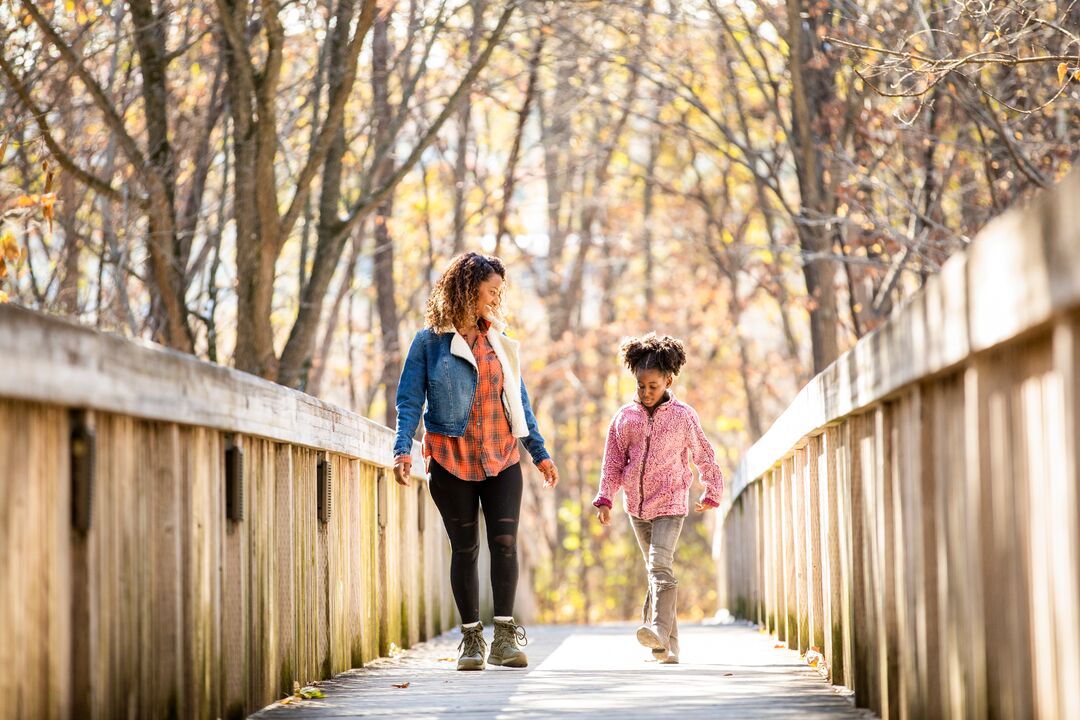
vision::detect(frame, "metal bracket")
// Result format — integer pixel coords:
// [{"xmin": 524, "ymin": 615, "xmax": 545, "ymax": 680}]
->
[
  {"xmin": 417, "ymin": 483, "xmax": 426, "ymax": 533},
  {"xmin": 70, "ymin": 410, "xmax": 95, "ymax": 534},
  {"xmin": 225, "ymin": 434, "xmax": 244, "ymax": 522},
  {"xmin": 317, "ymin": 453, "xmax": 332, "ymax": 524}
]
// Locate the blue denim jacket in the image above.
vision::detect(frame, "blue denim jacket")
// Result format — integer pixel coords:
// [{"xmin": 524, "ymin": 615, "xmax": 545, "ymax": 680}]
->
[{"xmin": 393, "ymin": 327, "xmax": 551, "ymax": 465}]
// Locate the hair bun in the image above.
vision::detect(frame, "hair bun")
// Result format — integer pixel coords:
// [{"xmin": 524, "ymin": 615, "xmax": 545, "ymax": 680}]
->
[{"xmin": 619, "ymin": 332, "xmax": 687, "ymax": 375}]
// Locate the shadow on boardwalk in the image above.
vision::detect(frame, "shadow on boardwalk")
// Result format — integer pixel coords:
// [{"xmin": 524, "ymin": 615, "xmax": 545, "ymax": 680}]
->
[{"xmin": 251, "ymin": 623, "xmax": 876, "ymax": 719}]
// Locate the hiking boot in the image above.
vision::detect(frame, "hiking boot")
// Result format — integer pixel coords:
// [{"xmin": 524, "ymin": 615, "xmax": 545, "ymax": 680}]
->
[
  {"xmin": 659, "ymin": 652, "xmax": 679, "ymax": 664},
  {"xmin": 636, "ymin": 624, "xmax": 665, "ymax": 651},
  {"xmin": 651, "ymin": 647, "xmax": 669, "ymax": 662},
  {"xmin": 457, "ymin": 623, "xmax": 486, "ymax": 671},
  {"xmin": 488, "ymin": 618, "xmax": 529, "ymax": 668}
]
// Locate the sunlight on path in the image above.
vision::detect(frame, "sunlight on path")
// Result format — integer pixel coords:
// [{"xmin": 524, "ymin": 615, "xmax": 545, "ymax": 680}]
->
[{"xmin": 252, "ymin": 624, "xmax": 874, "ymax": 719}]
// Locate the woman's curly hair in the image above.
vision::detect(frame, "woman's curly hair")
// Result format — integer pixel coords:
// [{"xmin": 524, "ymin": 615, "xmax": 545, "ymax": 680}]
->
[
  {"xmin": 620, "ymin": 332, "xmax": 687, "ymax": 376},
  {"xmin": 425, "ymin": 252, "xmax": 506, "ymax": 331}
]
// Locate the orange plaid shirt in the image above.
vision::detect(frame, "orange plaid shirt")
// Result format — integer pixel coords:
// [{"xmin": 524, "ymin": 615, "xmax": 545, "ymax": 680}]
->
[{"xmin": 424, "ymin": 323, "xmax": 520, "ymax": 481}]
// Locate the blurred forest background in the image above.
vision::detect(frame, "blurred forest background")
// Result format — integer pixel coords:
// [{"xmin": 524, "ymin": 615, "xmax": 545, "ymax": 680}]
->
[{"xmin": 2, "ymin": 0, "xmax": 1078, "ymax": 623}]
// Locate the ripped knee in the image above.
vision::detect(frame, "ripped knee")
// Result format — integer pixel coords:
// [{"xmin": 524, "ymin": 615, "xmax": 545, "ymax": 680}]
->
[
  {"xmin": 453, "ymin": 542, "xmax": 480, "ymax": 561},
  {"xmin": 492, "ymin": 533, "xmax": 517, "ymax": 557}
]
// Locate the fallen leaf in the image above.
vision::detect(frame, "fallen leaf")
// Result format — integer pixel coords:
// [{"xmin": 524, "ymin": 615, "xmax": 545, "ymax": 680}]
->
[
  {"xmin": 297, "ymin": 685, "xmax": 324, "ymax": 699},
  {"xmin": 437, "ymin": 657, "xmax": 456, "ymax": 662},
  {"xmin": 724, "ymin": 673, "xmax": 734, "ymax": 677},
  {"xmin": 393, "ymin": 682, "xmax": 410, "ymax": 689},
  {"xmin": 774, "ymin": 643, "xmax": 786, "ymax": 649}
]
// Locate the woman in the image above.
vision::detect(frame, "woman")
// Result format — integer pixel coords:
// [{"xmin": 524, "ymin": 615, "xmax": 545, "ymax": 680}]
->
[{"xmin": 392, "ymin": 252, "xmax": 559, "ymax": 671}]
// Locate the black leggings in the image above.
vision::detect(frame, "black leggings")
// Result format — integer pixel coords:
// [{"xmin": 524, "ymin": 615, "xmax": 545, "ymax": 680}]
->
[{"xmin": 427, "ymin": 458, "xmax": 523, "ymax": 624}]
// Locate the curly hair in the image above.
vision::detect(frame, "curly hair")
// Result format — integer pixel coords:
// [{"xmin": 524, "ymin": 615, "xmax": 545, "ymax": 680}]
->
[
  {"xmin": 620, "ymin": 332, "xmax": 687, "ymax": 376},
  {"xmin": 425, "ymin": 252, "xmax": 506, "ymax": 331}
]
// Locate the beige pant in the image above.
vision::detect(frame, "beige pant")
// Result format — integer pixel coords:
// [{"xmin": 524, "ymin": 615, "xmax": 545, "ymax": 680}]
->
[{"xmin": 630, "ymin": 514, "xmax": 685, "ymax": 656}]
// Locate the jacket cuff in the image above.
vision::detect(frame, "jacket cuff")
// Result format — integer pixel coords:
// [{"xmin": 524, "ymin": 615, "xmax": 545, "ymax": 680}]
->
[
  {"xmin": 394, "ymin": 454, "xmax": 412, "ymax": 464},
  {"xmin": 701, "ymin": 497, "xmax": 720, "ymax": 508},
  {"xmin": 593, "ymin": 496, "xmax": 612, "ymax": 509}
]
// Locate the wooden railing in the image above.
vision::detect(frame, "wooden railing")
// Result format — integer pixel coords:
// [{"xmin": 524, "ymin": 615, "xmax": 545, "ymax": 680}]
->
[
  {"xmin": 0, "ymin": 305, "xmax": 456, "ymax": 720},
  {"xmin": 718, "ymin": 170, "xmax": 1080, "ymax": 719}
]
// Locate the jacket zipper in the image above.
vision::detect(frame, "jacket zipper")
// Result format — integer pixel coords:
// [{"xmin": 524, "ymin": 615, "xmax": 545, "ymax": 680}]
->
[{"xmin": 637, "ymin": 413, "xmax": 655, "ymax": 516}]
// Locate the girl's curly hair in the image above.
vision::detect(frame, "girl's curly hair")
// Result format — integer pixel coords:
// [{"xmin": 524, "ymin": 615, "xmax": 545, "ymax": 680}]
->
[
  {"xmin": 425, "ymin": 252, "xmax": 506, "ymax": 331},
  {"xmin": 620, "ymin": 332, "xmax": 687, "ymax": 376}
]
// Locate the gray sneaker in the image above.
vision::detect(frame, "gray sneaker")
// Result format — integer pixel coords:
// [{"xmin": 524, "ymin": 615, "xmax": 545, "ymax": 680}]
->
[
  {"xmin": 488, "ymin": 619, "xmax": 529, "ymax": 668},
  {"xmin": 457, "ymin": 623, "xmax": 486, "ymax": 671}
]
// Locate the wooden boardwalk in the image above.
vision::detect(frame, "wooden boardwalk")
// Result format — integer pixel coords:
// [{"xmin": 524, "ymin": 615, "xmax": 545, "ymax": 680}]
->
[{"xmin": 252, "ymin": 623, "xmax": 873, "ymax": 719}]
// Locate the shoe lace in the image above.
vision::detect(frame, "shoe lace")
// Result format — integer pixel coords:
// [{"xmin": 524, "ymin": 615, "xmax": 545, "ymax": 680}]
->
[
  {"xmin": 499, "ymin": 621, "xmax": 528, "ymax": 647},
  {"xmin": 458, "ymin": 627, "xmax": 485, "ymax": 657}
]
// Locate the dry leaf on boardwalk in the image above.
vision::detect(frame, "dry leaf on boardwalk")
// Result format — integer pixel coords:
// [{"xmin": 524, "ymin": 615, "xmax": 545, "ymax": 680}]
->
[{"xmin": 393, "ymin": 682, "xmax": 410, "ymax": 689}]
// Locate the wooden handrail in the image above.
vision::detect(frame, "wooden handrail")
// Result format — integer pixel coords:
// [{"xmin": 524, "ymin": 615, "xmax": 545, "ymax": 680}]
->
[
  {"xmin": 0, "ymin": 308, "xmax": 456, "ymax": 719},
  {"xmin": 718, "ymin": 169, "xmax": 1080, "ymax": 718}
]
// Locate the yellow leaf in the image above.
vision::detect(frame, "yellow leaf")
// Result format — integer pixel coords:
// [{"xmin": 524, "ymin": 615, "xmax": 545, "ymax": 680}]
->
[
  {"xmin": 1058, "ymin": 62, "xmax": 1068, "ymax": 85},
  {"xmin": 0, "ymin": 290, "xmax": 8, "ymax": 303},
  {"xmin": 65, "ymin": 0, "xmax": 75, "ymax": 11}
]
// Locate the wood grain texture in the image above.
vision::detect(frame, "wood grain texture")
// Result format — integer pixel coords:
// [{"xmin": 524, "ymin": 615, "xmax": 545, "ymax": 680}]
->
[{"xmin": 0, "ymin": 399, "xmax": 450, "ymax": 720}]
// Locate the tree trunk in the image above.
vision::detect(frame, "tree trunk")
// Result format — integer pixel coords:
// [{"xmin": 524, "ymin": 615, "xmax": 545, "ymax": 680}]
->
[
  {"xmin": 784, "ymin": 0, "xmax": 839, "ymax": 374},
  {"xmin": 372, "ymin": 11, "xmax": 402, "ymax": 427},
  {"xmin": 277, "ymin": 0, "xmax": 358, "ymax": 387},
  {"xmin": 451, "ymin": 0, "xmax": 486, "ymax": 255},
  {"xmin": 494, "ymin": 28, "xmax": 544, "ymax": 256},
  {"xmin": 129, "ymin": 0, "xmax": 192, "ymax": 351}
]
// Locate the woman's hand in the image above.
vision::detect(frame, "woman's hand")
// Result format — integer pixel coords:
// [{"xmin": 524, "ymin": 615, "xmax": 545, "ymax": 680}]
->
[
  {"xmin": 393, "ymin": 456, "xmax": 412, "ymax": 487},
  {"xmin": 537, "ymin": 458, "xmax": 559, "ymax": 489},
  {"xmin": 694, "ymin": 500, "xmax": 716, "ymax": 512},
  {"xmin": 597, "ymin": 505, "xmax": 611, "ymax": 526}
]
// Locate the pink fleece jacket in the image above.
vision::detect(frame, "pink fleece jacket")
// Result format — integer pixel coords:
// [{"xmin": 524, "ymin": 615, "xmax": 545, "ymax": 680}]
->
[{"xmin": 593, "ymin": 394, "xmax": 725, "ymax": 520}]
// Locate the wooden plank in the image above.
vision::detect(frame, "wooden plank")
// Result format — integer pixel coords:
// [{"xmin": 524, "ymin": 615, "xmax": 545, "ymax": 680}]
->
[
  {"xmin": 956, "ymin": 364, "xmax": 988, "ymax": 720},
  {"xmin": 781, "ymin": 458, "xmax": 796, "ymax": 646},
  {"xmin": 770, "ymin": 468, "xmax": 781, "ymax": 638},
  {"xmin": 1046, "ymin": 319, "xmax": 1080, "ymax": 719},
  {"xmin": 875, "ymin": 406, "xmax": 896, "ymax": 720},
  {"xmin": 755, "ymin": 482, "xmax": 766, "ymax": 627},
  {"xmin": 792, "ymin": 449, "xmax": 808, "ymax": 653},
  {"xmin": 915, "ymin": 385, "xmax": 942, "ymax": 720},
  {"xmin": 823, "ymin": 424, "xmax": 853, "ymax": 688},
  {"xmin": 894, "ymin": 392, "xmax": 924, "ymax": 719},
  {"xmin": 182, "ymin": 427, "xmax": 224, "ymax": 719},
  {"xmin": 763, "ymin": 470, "xmax": 776, "ymax": 635},
  {"xmin": 273, "ymin": 445, "xmax": 296, "ymax": 700},
  {"xmin": 850, "ymin": 412, "xmax": 880, "ymax": 714},
  {"xmin": 221, "ymin": 433, "xmax": 250, "ymax": 720},
  {"xmin": 0, "ymin": 402, "xmax": 71, "ymax": 719},
  {"xmin": 807, "ymin": 435, "xmax": 825, "ymax": 657},
  {"xmin": 360, "ymin": 464, "xmax": 379, "ymax": 663}
]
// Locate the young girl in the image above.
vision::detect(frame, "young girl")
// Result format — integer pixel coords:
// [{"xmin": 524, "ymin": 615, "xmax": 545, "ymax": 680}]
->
[{"xmin": 593, "ymin": 333, "xmax": 724, "ymax": 664}]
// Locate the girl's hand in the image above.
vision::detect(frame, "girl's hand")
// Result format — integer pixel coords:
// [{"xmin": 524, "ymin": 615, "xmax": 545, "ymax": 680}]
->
[
  {"xmin": 393, "ymin": 456, "xmax": 412, "ymax": 487},
  {"xmin": 694, "ymin": 500, "xmax": 716, "ymax": 512},
  {"xmin": 538, "ymin": 459, "xmax": 559, "ymax": 489},
  {"xmin": 597, "ymin": 505, "xmax": 611, "ymax": 526}
]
